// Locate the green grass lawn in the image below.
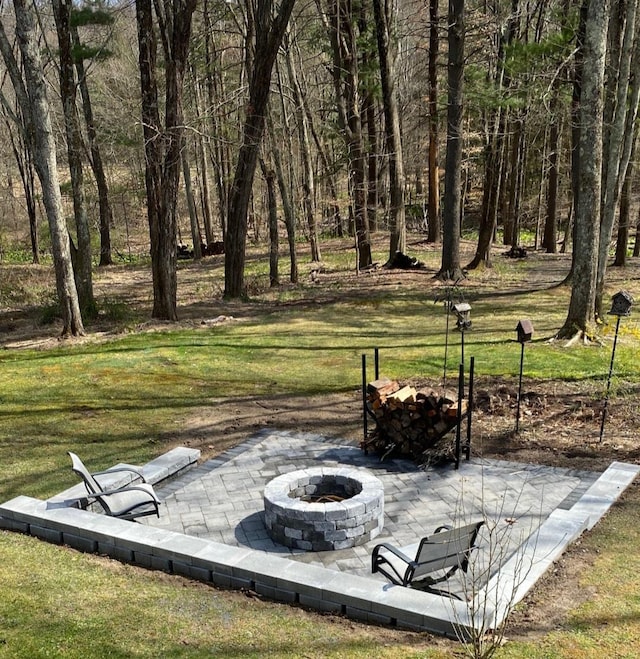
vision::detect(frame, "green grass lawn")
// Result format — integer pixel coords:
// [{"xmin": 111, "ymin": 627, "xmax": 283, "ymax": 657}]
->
[{"xmin": 1, "ymin": 242, "xmax": 639, "ymax": 657}]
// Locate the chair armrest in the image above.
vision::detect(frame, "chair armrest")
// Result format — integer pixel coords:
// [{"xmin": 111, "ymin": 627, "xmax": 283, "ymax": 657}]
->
[
  {"xmin": 434, "ymin": 524, "xmax": 453, "ymax": 533},
  {"xmin": 126, "ymin": 484, "xmax": 161, "ymax": 504},
  {"xmin": 93, "ymin": 466, "xmax": 147, "ymax": 483},
  {"xmin": 372, "ymin": 542, "xmax": 417, "ymax": 586},
  {"xmin": 373, "ymin": 542, "xmax": 414, "ymax": 565},
  {"xmin": 87, "ymin": 484, "xmax": 161, "ymax": 504}
]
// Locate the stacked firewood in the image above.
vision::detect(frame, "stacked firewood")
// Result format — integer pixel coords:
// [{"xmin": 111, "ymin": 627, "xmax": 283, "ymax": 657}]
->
[{"xmin": 363, "ymin": 377, "xmax": 467, "ymax": 463}]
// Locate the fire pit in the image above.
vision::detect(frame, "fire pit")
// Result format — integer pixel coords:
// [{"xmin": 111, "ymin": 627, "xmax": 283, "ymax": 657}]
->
[{"xmin": 263, "ymin": 467, "xmax": 384, "ymax": 551}]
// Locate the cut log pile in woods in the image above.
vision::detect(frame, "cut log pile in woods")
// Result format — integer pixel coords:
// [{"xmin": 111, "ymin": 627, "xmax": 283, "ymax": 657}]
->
[{"xmin": 363, "ymin": 377, "xmax": 468, "ymax": 464}]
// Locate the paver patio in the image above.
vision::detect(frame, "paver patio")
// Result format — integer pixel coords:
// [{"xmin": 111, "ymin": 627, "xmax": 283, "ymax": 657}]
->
[{"xmin": 1, "ymin": 430, "xmax": 637, "ymax": 637}]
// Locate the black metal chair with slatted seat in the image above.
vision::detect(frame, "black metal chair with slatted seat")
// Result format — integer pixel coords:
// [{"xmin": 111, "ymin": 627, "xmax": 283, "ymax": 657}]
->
[{"xmin": 371, "ymin": 521, "xmax": 484, "ymax": 597}]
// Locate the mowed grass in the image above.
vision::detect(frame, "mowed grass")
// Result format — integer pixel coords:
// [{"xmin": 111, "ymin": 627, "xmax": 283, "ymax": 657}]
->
[
  {"xmin": 1, "ymin": 278, "xmax": 637, "ymax": 501},
  {"xmin": 496, "ymin": 486, "xmax": 640, "ymax": 659},
  {"xmin": 1, "ymin": 240, "xmax": 639, "ymax": 657},
  {"xmin": 0, "ymin": 532, "xmax": 450, "ymax": 658}
]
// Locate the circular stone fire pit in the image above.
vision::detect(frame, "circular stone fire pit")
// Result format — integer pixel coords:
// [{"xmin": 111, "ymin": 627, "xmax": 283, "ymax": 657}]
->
[{"xmin": 263, "ymin": 467, "xmax": 384, "ymax": 551}]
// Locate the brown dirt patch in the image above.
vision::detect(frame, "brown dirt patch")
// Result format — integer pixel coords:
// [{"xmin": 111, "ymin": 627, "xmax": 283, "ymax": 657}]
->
[{"xmin": 174, "ymin": 376, "xmax": 640, "ymax": 473}]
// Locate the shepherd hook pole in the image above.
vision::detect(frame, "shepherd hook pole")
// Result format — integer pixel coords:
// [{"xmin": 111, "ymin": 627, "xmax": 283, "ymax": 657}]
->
[
  {"xmin": 362, "ymin": 354, "xmax": 368, "ymax": 444},
  {"xmin": 443, "ymin": 302, "xmax": 450, "ymax": 391},
  {"xmin": 599, "ymin": 315, "xmax": 621, "ymax": 443},
  {"xmin": 516, "ymin": 341, "xmax": 525, "ymax": 434}
]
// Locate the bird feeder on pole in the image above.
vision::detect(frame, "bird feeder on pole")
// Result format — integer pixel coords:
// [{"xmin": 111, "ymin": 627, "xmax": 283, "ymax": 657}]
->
[{"xmin": 453, "ymin": 302, "xmax": 472, "ymax": 370}]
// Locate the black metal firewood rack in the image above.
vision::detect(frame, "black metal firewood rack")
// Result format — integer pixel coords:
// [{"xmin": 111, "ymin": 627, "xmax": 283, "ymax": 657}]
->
[{"xmin": 361, "ymin": 349, "xmax": 474, "ymax": 469}]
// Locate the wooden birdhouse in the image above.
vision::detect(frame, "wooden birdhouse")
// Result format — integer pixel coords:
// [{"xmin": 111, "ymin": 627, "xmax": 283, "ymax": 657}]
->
[
  {"xmin": 515, "ymin": 319, "xmax": 534, "ymax": 343},
  {"xmin": 609, "ymin": 290, "xmax": 634, "ymax": 317}
]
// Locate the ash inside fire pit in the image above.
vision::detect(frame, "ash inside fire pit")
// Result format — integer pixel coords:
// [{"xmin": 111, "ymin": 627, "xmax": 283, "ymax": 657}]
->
[
  {"xmin": 294, "ymin": 474, "xmax": 361, "ymax": 503},
  {"xmin": 302, "ymin": 493, "xmax": 346, "ymax": 503},
  {"xmin": 263, "ymin": 467, "xmax": 384, "ymax": 551}
]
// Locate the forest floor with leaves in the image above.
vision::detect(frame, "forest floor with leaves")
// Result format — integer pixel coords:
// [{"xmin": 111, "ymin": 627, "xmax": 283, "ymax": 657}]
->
[{"xmin": 2, "ymin": 236, "xmax": 640, "ymax": 644}]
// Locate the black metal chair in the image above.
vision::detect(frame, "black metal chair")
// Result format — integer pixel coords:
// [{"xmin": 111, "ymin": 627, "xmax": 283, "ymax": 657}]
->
[{"xmin": 372, "ymin": 521, "xmax": 484, "ymax": 596}]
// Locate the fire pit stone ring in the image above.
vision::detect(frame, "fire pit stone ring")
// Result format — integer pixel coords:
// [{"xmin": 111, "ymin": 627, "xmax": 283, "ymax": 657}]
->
[{"xmin": 263, "ymin": 466, "xmax": 384, "ymax": 551}]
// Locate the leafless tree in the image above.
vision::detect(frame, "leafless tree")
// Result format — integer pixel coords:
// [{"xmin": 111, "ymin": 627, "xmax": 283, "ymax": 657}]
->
[
  {"xmin": 135, "ymin": 0, "xmax": 197, "ymax": 319},
  {"xmin": 438, "ymin": 0, "xmax": 465, "ymax": 281},
  {"xmin": 52, "ymin": 0, "xmax": 95, "ymax": 315},
  {"xmin": 0, "ymin": 0, "xmax": 84, "ymax": 335},
  {"xmin": 224, "ymin": 0, "xmax": 296, "ymax": 298},
  {"xmin": 373, "ymin": 0, "xmax": 406, "ymax": 260},
  {"xmin": 557, "ymin": 0, "xmax": 611, "ymax": 340}
]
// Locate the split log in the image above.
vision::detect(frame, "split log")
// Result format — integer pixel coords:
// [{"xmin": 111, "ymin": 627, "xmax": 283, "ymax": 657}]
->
[{"xmin": 363, "ymin": 377, "xmax": 468, "ymax": 465}]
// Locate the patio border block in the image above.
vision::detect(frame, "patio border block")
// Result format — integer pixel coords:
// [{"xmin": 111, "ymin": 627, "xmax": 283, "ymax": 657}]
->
[{"xmin": 1, "ymin": 447, "xmax": 637, "ymax": 638}]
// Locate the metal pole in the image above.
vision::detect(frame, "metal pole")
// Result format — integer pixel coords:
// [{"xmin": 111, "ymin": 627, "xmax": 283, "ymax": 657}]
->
[
  {"xmin": 466, "ymin": 356, "xmax": 474, "ymax": 461},
  {"xmin": 362, "ymin": 354, "xmax": 368, "ymax": 446},
  {"xmin": 374, "ymin": 347, "xmax": 379, "ymax": 380},
  {"xmin": 516, "ymin": 342, "xmax": 525, "ymax": 433},
  {"xmin": 599, "ymin": 316, "xmax": 621, "ymax": 442},
  {"xmin": 455, "ymin": 363, "xmax": 464, "ymax": 469},
  {"xmin": 443, "ymin": 304, "xmax": 450, "ymax": 391}
]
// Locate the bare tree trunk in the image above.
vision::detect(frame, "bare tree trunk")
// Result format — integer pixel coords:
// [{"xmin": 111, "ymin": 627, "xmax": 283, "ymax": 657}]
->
[
  {"xmin": 2, "ymin": 106, "xmax": 39, "ymax": 263},
  {"xmin": 303, "ymin": 71, "xmax": 343, "ymax": 238},
  {"xmin": 427, "ymin": 0, "xmax": 440, "ymax": 243},
  {"xmin": 364, "ymin": 91, "xmax": 378, "ymax": 233},
  {"xmin": 71, "ymin": 25, "xmax": 114, "ymax": 267},
  {"xmin": 313, "ymin": 2, "xmax": 347, "ymax": 237},
  {"xmin": 53, "ymin": 0, "xmax": 95, "ymax": 316},
  {"xmin": 565, "ymin": 0, "xmax": 588, "ymax": 282},
  {"xmin": 595, "ymin": 0, "xmax": 640, "ymax": 316},
  {"xmin": 499, "ymin": 1, "xmax": 524, "ymax": 249},
  {"xmin": 267, "ymin": 112, "xmax": 298, "ymax": 283},
  {"xmin": 203, "ymin": 0, "xmax": 229, "ymax": 243},
  {"xmin": 504, "ymin": 115, "xmax": 526, "ymax": 248},
  {"xmin": 467, "ymin": 1, "xmax": 517, "ymax": 270},
  {"xmin": 273, "ymin": 150, "xmax": 298, "ymax": 283},
  {"xmin": 614, "ymin": 140, "xmax": 636, "ymax": 266},
  {"xmin": 192, "ymin": 72, "xmax": 214, "ymax": 246},
  {"xmin": 324, "ymin": 0, "xmax": 372, "ymax": 270},
  {"xmin": 438, "ymin": 0, "xmax": 464, "ymax": 281},
  {"xmin": 225, "ymin": 0, "xmax": 296, "ymax": 297},
  {"xmin": 467, "ymin": 108, "xmax": 506, "ymax": 270},
  {"xmin": 543, "ymin": 0, "xmax": 572, "ymax": 254},
  {"xmin": 347, "ymin": 83, "xmax": 371, "ymax": 269},
  {"xmin": 136, "ymin": 0, "xmax": 165, "ymax": 306},
  {"xmin": 358, "ymin": 2, "xmax": 379, "ymax": 236},
  {"xmin": 373, "ymin": 0, "xmax": 406, "ymax": 260},
  {"xmin": 557, "ymin": 0, "xmax": 610, "ymax": 340},
  {"xmin": 1, "ymin": 0, "xmax": 83, "ymax": 335},
  {"xmin": 284, "ymin": 28, "xmax": 321, "ymax": 262},
  {"xmin": 260, "ymin": 157, "xmax": 279, "ymax": 287},
  {"xmin": 136, "ymin": 0, "xmax": 197, "ymax": 319},
  {"xmin": 182, "ymin": 147, "xmax": 202, "ymax": 259},
  {"xmin": 543, "ymin": 90, "xmax": 561, "ymax": 253}
]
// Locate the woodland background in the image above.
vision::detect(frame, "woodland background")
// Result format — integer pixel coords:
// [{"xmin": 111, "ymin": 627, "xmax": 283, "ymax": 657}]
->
[{"xmin": 0, "ymin": 0, "xmax": 636, "ymax": 338}]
